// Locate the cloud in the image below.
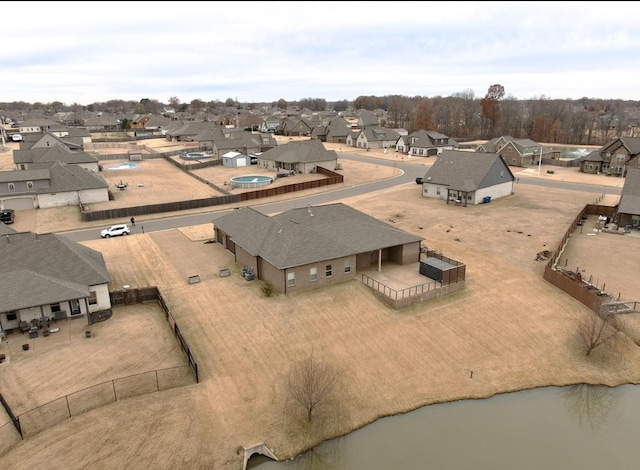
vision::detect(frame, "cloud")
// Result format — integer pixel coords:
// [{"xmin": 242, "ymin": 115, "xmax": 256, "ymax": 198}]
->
[{"xmin": 2, "ymin": 1, "xmax": 638, "ymax": 105}]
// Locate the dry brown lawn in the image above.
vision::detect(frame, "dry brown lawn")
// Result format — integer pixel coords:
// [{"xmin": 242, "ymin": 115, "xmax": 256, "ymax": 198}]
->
[{"xmin": 0, "ymin": 139, "xmax": 638, "ymax": 470}]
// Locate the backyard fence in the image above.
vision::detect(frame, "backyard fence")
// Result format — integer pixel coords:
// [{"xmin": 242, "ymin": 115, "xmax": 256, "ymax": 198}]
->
[
  {"xmin": 543, "ymin": 202, "xmax": 634, "ymax": 314},
  {"xmin": 80, "ymin": 164, "xmax": 344, "ymax": 222},
  {"xmin": 109, "ymin": 286, "xmax": 199, "ymax": 383},
  {"xmin": 2, "ymin": 365, "xmax": 194, "ymax": 441}
]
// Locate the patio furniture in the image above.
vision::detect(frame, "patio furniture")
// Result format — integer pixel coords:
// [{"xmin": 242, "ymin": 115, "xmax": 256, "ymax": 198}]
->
[{"xmin": 18, "ymin": 321, "xmax": 30, "ymax": 333}]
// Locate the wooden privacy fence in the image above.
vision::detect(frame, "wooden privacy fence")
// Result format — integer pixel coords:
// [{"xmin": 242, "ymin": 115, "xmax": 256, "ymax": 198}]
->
[
  {"xmin": 543, "ymin": 202, "xmax": 630, "ymax": 313},
  {"xmin": 81, "ymin": 165, "xmax": 344, "ymax": 222}
]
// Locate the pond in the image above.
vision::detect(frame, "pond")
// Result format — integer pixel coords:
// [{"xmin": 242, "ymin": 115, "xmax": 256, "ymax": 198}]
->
[
  {"xmin": 249, "ymin": 384, "xmax": 639, "ymax": 469},
  {"xmin": 555, "ymin": 147, "xmax": 594, "ymax": 159}
]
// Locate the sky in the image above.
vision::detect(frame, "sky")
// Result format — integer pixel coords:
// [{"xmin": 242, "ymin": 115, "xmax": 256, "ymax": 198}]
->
[{"xmin": 2, "ymin": 1, "xmax": 639, "ymax": 106}]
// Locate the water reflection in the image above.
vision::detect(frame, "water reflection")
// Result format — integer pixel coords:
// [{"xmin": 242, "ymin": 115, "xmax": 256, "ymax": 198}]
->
[
  {"xmin": 561, "ymin": 384, "xmax": 620, "ymax": 430},
  {"xmin": 250, "ymin": 385, "xmax": 640, "ymax": 470}
]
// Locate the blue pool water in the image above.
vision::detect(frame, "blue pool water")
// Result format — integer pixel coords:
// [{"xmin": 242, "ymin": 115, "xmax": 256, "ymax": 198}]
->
[
  {"xmin": 230, "ymin": 175, "xmax": 274, "ymax": 189},
  {"xmin": 106, "ymin": 162, "xmax": 138, "ymax": 170}
]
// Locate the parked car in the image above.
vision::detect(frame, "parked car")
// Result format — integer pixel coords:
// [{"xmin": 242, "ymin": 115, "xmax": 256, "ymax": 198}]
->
[
  {"xmin": 415, "ymin": 177, "xmax": 424, "ymax": 184},
  {"xmin": 11, "ymin": 134, "xmax": 23, "ymax": 142},
  {"xmin": 250, "ymin": 156, "xmax": 258, "ymax": 164},
  {"xmin": 100, "ymin": 224, "xmax": 130, "ymax": 238},
  {"xmin": 0, "ymin": 209, "xmax": 15, "ymax": 224}
]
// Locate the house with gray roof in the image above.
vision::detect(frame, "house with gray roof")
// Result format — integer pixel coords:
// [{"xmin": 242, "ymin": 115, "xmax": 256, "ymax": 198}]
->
[
  {"xmin": 0, "ymin": 162, "xmax": 109, "ymax": 210},
  {"xmin": 0, "ymin": 231, "xmax": 111, "ymax": 334},
  {"xmin": 616, "ymin": 167, "xmax": 640, "ymax": 229},
  {"xmin": 397, "ymin": 129, "xmax": 459, "ymax": 157},
  {"xmin": 476, "ymin": 136, "xmax": 541, "ymax": 167},
  {"xmin": 419, "ymin": 150, "xmax": 515, "ymax": 206},
  {"xmin": 578, "ymin": 150, "xmax": 604, "ymax": 174},
  {"xmin": 17, "ymin": 118, "xmax": 64, "ymax": 135},
  {"xmin": 353, "ymin": 127, "xmax": 401, "ymax": 150},
  {"xmin": 581, "ymin": 137, "xmax": 640, "ymax": 177},
  {"xmin": 257, "ymin": 139, "xmax": 338, "ymax": 174},
  {"xmin": 14, "ymin": 142, "xmax": 99, "ymax": 172},
  {"xmin": 213, "ymin": 203, "xmax": 423, "ymax": 294},
  {"xmin": 259, "ymin": 115, "xmax": 283, "ymax": 134}
]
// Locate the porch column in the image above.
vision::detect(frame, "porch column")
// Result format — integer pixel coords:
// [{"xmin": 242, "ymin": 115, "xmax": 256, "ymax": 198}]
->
[{"xmin": 378, "ymin": 249, "xmax": 382, "ymax": 272}]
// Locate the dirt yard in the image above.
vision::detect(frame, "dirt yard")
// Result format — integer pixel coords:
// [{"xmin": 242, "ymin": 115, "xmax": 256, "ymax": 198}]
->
[{"xmin": 0, "ymin": 139, "xmax": 638, "ymax": 470}]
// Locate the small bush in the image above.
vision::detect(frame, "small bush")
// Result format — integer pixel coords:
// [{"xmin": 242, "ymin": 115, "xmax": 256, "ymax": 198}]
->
[{"xmin": 261, "ymin": 282, "xmax": 275, "ymax": 297}]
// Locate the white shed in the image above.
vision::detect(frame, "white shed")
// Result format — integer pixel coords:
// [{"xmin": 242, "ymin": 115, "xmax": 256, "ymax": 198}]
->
[{"xmin": 222, "ymin": 151, "xmax": 248, "ymax": 168}]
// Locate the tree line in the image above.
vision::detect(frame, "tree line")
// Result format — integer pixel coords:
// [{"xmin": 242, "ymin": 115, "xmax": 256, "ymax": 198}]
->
[{"xmin": 2, "ymin": 84, "xmax": 639, "ymax": 145}]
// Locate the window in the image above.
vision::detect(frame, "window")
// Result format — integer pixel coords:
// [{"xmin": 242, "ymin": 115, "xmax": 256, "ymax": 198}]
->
[
  {"xmin": 8, "ymin": 183, "xmax": 15, "ymax": 191},
  {"xmin": 26, "ymin": 181, "xmax": 34, "ymax": 190},
  {"xmin": 88, "ymin": 290, "xmax": 98, "ymax": 305},
  {"xmin": 287, "ymin": 272, "xmax": 296, "ymax": 287},
  {"xmin": 436, "ymin": 188, "xmax": 440, "ymax": 195},
  {"xmin": 617, "ymin": 154, "xmax": 626, "ymax": 162},
  {"xmin": 50, "ymin": 303, "xmax": 61, "ymax": 313},
  {"xmin": 310, "ymin": 267, "xmax": 317, "ymax": 282},
  {"xmin": 325, "ymin": 264, "xmax": 333, "ymax": 278},
  {"xmin": 344, "ymin": 260, "xmax": 351, "ymax": 274},
  {"xmin": 6, "ymin": 312, "xmax": 17, "ymax": 321}
]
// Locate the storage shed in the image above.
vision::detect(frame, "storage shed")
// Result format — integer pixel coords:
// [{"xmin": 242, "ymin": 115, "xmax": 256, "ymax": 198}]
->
[
  {"xmin": 222, "ymin": 151, "xmax": 248, "ymax": 168},
  {"xmin": 420, "ymin": 257, "xmax": 465, "ymax": 285}
]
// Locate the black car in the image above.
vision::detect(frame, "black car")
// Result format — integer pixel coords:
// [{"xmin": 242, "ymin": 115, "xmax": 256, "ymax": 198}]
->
[
  {"xmin": 250, "ymin": 156, "xmax": 258, "ymax": 164},
  {"xmin": 0, "ymin": 209, "xmax": 15, "ymax": 224},
  {"xmin": 415, "ymin": 177, "xmax": 424, "ymax": 184}
]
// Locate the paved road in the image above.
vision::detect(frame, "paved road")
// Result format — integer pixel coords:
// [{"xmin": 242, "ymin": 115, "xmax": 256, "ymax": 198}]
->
[{"xmin": 60, "ymin": 153, "xmax": 621, "ymax": 243}]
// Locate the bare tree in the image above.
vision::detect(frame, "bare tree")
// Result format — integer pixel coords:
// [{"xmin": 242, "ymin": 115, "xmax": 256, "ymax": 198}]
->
[
  {"xmin": 169, "ymin": 96, "xmax": 180, "ymax": 111},
  {"xmin": 578, "ymin": 310, "xmax": 619, "ymax": 356},
  {"xmin": 480, "ymin": 84, "xmax": 505, "ymax": 138},
  {"xmin": 287, "ymin": 351, "xmax": 342, "ymax": 422}
]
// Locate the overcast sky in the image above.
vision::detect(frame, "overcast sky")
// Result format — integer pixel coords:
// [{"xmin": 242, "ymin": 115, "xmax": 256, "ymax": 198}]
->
[{"xmin": 3, "ymin": 1, "xmax": 638, "ymax": 106}]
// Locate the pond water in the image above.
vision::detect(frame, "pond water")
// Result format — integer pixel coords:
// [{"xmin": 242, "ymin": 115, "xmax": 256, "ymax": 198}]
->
[
  {"xmin": 249, "ymin": 384, "xmax": 640, "ymax": 469},
  {"xmin": 554, "ymin": 147, "xmax": 593, "ymax": 159}
]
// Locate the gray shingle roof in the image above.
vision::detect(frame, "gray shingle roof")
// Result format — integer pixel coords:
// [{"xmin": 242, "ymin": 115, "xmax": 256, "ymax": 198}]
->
[
  {"xmin": 422, "ymin": 150, "xmax": 514, "ymax": 191},
  {"xmin": 43, "ymin": 162, "xmax": 109, "ymax": 192},
  {"xmin": 618, "ymin": 167, "xmax": 640, "ymax": 215},
  {"xmin": 13, "ymin": 144, "xmax": 98, "ymax": 166},
  {"xmin": 0, "ymin": 168, "xmax": 50, "ymax": 182},
  {"xmin": 214, "ymin": 203, "xmax": 423, "ymax": 269},
  {"xmin": 0, "ymin": 232, "xmax": 110, "ymax": 311},
  {"xmin": 260, "ymin": 139, "xmax": 337, "ymax": 164}
]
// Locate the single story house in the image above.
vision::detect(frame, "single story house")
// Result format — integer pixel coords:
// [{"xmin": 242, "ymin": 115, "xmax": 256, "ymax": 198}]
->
[
  {"xmin": 0, "ymin": 161, "xmax": 109, "ymax": 210},
  {"xmin": 0, "ymin": 231, "xmax": 111, "ymax": 334},
  {"xmin": 14, "ymin": 142, "xmax": 99, "ymax": 172},
  {"xmin": 419, "ymin": 150, "xmax": 515, "ymax": 206},
  {"xmin": 256, "ymin": 139, "xmax": 338, "ymax": 174},
  {"xmin": 213, "ymin": 203, "xmax": 424, "ymax": 294}
]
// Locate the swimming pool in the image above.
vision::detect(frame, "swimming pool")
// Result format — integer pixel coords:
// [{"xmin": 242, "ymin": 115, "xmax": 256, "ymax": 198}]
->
[
  {"xmin": 106, "ymin": 162, "xmax": 138, "ymax": 170},
  {"xmin": 229, "ymin": 175, "xmax": 274, "ymax": 189}
]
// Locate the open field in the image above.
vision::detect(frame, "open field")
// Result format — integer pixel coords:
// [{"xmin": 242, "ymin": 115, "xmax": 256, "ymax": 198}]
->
[{"xmin": 0, "ymin": 139, "xmax": 638, "ymax": 469}]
